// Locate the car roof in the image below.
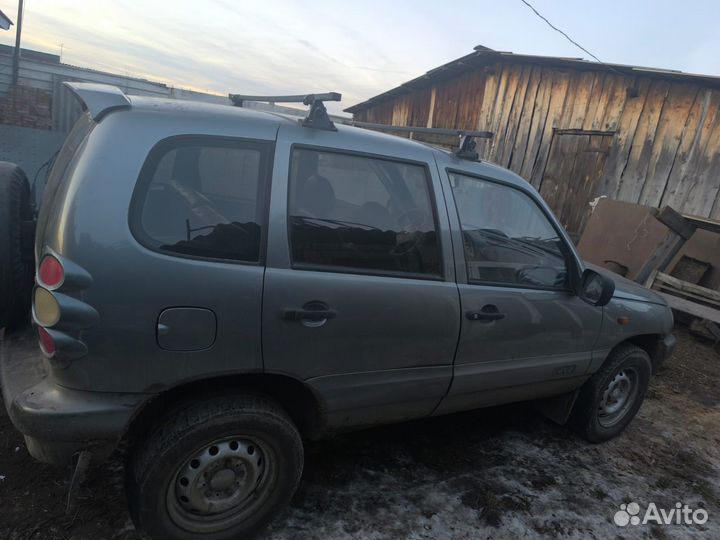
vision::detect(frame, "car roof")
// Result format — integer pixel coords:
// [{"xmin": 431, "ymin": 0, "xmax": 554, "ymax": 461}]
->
[{"xmin": 66, "ymin": 82, "xmax": 534, "ymax": 194}]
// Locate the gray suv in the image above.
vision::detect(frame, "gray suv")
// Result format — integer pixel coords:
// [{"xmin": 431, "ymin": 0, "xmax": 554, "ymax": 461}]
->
[{"xmin": 0, "ymin": 83, "xmax": 675, "ymax": 540}]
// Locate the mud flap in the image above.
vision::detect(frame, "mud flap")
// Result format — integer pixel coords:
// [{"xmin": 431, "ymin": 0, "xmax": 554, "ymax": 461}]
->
[
  {"xmin": 66, "ymin": 450, "xmax": 92, "ymax": 515},
  {"xmin": 533, "ymin": 388, "xmax": 580, "ymax": 425}
]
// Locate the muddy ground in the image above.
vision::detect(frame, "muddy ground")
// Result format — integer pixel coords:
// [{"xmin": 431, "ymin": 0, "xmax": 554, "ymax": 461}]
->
[{"xmin": 1, "ymin": 326, "xmax": 718, "ymax": 540}]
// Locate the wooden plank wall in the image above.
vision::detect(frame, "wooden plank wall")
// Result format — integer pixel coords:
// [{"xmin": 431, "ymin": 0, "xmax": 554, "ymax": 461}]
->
[{"xmin": 353, "ymin": 61, "xmax": 720, "ymax": 223}]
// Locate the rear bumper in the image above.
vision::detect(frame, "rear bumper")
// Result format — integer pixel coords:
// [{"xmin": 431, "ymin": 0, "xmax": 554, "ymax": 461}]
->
[{"xmin": 1, "ymin": 328, "xmax": 149, "ymax": 465}]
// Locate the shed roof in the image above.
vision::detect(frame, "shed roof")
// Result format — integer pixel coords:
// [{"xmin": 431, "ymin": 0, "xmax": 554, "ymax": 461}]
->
[{"xmin": 345, "ymin": 45, "xmax": 720, "ymax": 113}]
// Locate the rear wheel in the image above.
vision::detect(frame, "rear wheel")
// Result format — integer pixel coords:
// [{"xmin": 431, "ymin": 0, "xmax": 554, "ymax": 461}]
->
[
  {"xmin": 571, "ymin": 344, "xmax": 651, "ymax": 442},
  {"xmin": 0, "ymin": 162, "xmax": 34, "ymax": 330},
  {"xmin": 127, "ymin": 394, "xmax": 304, "ymax": 540}
]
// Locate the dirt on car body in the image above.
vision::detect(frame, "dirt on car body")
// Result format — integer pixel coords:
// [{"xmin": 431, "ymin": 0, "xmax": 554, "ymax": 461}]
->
[{"xmin": 1, "ymin": 326, "xmax": 717, "ymax": 540}]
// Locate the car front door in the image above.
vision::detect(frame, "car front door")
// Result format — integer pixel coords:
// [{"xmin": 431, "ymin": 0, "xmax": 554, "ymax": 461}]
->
[
  {"xmin": 262, "ymin": 126, "xmax": 460, "ymax": 430},
  {"xmin": 435, "ymin": 169, "xmax": 602, "ymax": 416}
]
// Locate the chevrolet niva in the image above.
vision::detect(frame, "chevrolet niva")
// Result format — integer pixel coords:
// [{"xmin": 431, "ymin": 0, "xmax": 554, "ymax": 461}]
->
[{"xmin": 0, "ymin": 83, "xmax": 675, "ymax": 539}]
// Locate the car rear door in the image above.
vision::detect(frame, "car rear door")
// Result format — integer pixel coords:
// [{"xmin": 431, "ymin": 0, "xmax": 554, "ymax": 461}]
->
[
  {"xmin": 262, "ymin": 124, "xmax": 460, "ymax": 430},
  {"xmin": 434, "ymin": 167, "xmax": 602, "ymax": 416}
]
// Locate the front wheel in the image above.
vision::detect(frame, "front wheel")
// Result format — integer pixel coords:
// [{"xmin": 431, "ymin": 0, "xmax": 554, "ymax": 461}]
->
[
  {"xmin": 571, "ymin": 344, "xmax": 652, "ymax": 442},
  {"xmin": 127, "ymin": 394, "xmax": 303, "ymax": 540}
]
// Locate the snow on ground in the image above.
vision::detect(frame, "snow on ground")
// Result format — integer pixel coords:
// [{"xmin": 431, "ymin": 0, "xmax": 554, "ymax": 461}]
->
[{"xmin": 1, "ymin": 328, "xmax": 718, "ymax": 539}]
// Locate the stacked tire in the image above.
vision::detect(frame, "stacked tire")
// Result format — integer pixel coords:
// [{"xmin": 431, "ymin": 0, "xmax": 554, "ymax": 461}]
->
[{"xmin": 0, "ymin": 162, "xmax": 35, "ymax": 330}]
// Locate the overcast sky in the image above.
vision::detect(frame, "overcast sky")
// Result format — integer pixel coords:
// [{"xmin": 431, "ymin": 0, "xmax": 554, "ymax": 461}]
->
[{"xmin": 1, "ymin": 0, "xmax": 719, "ymax": 114}]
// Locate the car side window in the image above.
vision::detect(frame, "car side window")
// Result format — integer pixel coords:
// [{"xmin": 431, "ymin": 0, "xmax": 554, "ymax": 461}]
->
[
  {"xmin": 288, "ymin": 148, "xmax": 441, "ymax": 277},
  {"xmin": 132, "ymin": 137, "xmax": 270, "ymax": 262},
  {"xmin": 448, "ymin": 171, "xmax": 570, "ymax": 289}
]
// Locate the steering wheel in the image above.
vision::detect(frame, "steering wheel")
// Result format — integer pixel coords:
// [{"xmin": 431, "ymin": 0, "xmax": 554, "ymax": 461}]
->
[{"xmin": 390, "ymin": 208, "xmax": 430, "ymax": 256}]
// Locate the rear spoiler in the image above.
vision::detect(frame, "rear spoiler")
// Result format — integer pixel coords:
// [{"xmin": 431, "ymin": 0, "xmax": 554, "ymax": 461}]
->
[{"xmin": 63, "ymin": 82, "xmax": 131, "ymax": 121}]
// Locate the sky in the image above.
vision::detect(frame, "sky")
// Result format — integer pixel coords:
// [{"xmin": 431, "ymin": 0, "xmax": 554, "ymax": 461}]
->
[{"xmin": 1, "ymin": 0, "xmax": 719, "ymax": 115}]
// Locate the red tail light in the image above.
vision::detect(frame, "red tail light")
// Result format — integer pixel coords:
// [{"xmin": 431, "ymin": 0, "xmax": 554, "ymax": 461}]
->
[
  {"xmin": 37, "ymin": 326, "xmax": 56, "ymax": 357},
  {"xmin": 38, "ymin": 255, "xmax": 64, "ymax": 289}
]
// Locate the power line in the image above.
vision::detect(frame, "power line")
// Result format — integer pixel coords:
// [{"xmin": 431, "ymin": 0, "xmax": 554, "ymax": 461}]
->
[{"xmin": 518, "ymin": 0, "xmax": 604, "ymax": 64}]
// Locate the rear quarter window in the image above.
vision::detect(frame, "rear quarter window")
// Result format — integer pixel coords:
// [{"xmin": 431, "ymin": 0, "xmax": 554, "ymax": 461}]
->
[{"xmin": 130, "ymin": 136, "xmax": 272, "ymax": 263}]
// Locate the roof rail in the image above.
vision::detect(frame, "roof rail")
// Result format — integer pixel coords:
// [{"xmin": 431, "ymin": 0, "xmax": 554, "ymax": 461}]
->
[
  {"xmin": 229, "ymin": 92, "xmax": 341, "ymax": 131},
  {"xmin": 346, "ymin": 120, "xmax": 493, "ymax": 160}
]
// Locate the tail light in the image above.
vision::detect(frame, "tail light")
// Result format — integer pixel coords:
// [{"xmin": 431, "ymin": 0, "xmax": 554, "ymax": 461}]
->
[
  {"xmin": 38, "ymin": 254, "xmax": 64, "ymax": 289},
  {"xmin": 33, "ymin": 251, "xmax": 96, "ymax": 360},
  {"xmin": 34, "ymin": 287, "xmax": 61, "ymax": 327},
  {"xmin": 37, "ymin": 326, "xmax": 56, "ymax": 357}
]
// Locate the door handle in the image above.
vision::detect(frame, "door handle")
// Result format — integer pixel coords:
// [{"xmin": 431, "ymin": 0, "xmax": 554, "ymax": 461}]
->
[
  {"xmin": 466, "ymin": 304, "xmax": 505, "ymax": 322},
  {"xmin": 283, "ymin": 309, "xmax": 337, "ymax": 321},
  {"xmin": 283, "ymin": 301, "xmax": 337, "ymax": 324}
]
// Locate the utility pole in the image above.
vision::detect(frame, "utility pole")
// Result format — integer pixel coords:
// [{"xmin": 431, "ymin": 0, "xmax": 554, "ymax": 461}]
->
[{"xmin": 12, "ymin": 0, "xmax": 24, "ymax": 85}]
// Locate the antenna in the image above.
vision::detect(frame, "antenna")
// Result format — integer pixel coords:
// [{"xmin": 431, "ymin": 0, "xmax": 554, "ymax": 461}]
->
[{"xmin": 229, "ymin": 92, "xmax": 341, "ymax": 131}]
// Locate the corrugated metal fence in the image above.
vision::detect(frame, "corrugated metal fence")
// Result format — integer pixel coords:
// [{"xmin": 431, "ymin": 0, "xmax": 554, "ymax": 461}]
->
[{"xmin": 0, "ymin": 51, "xmax": 305, "ymax": 132}]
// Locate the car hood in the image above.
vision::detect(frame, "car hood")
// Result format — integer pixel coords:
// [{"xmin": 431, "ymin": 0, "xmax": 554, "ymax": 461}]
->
[{"xmin": 584, "ymin": 262, "xmax": 668, "ymax": 306}]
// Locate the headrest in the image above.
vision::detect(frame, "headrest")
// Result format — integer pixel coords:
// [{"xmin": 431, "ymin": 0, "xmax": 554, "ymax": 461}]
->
[{"xmin": 297, "ymin": 174, "xmax": 335, "ymax": 217}]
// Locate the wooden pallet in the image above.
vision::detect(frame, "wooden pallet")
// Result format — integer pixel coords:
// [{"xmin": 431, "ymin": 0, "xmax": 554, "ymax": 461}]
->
[{"xmin": 646, "ymin": 270, "xmax": 720, "ymax": 345}]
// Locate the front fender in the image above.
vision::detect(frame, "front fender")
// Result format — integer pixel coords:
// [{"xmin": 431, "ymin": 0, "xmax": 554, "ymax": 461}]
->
[{"xmin": 589, "ymin": 298, "xmax": 673, "ymax": 372}]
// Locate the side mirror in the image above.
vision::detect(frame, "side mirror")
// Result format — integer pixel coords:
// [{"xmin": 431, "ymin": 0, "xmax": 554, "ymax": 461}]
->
[
  {"xmin": 516, "ymin": 266, "xmax": 565, "ymax": 288},
  {"xmin": 579, "ymin": 269, "xmax": 615, "ymax": 306}
]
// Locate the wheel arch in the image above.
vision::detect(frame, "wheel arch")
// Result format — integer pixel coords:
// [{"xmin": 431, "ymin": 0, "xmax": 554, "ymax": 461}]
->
[
  {"xmin": 122, "ymin": 372, "xmax": 327, "ymax": 449},
  {"xmin": 617, "ymin": 333, "xmax": 665, "ymax": 372}
]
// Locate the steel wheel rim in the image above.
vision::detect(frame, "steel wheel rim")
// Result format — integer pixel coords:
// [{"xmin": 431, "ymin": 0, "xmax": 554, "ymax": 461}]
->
[
  {"xmin": 166, "ymin": 435, "xmax": 275, "ymax": 534},
  {"xmin": 598, "ymin": 367, "xmax": 639, "ymax": 428}
]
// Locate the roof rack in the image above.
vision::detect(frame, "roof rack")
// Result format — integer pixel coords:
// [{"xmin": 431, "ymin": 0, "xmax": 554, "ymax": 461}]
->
[
  {"xmin": 228, "ymin": 92, "xmax": 341, "ymax": 131},
  {"xmin": 346, "ymin": 120, "xmax": 493, "ymax": 160}
]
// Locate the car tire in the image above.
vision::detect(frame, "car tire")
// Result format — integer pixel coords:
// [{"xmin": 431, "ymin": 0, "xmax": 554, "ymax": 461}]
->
[
  {"xmin": 0, "ymin": 162, "xmax": 34, "ymax": 330},
  {"xmin": 571, "ymin": 344, "xmax": 651, "ymax": 443},
  {"xmin": 126, "ymin": 393, "xmax": 304, "ymax": 540}
]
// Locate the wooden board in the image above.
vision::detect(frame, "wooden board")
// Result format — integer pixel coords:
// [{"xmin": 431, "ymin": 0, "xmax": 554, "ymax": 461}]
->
[
  {"xmin": 539, "ymin": 132, "xmax": 583, "ymax": 216},
  {"xmin": 564, "ymin": 134, "xmax": 614, "ymax": 233},
  {"xmin": 497, "ymin": 65, "xmax": 532, "ymax": 168},
  {"xmin": 596, "ymin": 77, "xmax": 651, "ymax": 198},
  {"xmin": 685, "ymin": 101, "xmax": 720, "ymax": 218},
  {"xmin": 476, "ymin": 65, "xmax": 501, "ymax": 159},
  {"xmin": 507, "ymin": 65, "xmax": 542, "ymax": 174},
  {"xmin": 539, "ymin": 132, "xmax": 613, "ymax": 234},
  {"xmin": 518, "ymin": 67, "xmax": 554, "ymax": 181},
  {"xmin": 529, "ymin": 70, "xmax": 572, "ymax": 188},
  {"xmin": 682, "ymin": 213, "xmax": 720, "ymax": 234},
  {"xmin": 655, "ymin": 291, "xmax": 720, "ymax": 324},
  {"xmin": 583, "ymin": 73, "xmax": 607, "ymax": 131},
  {"xmin": 654, "ymin": 271, "xmax": 720, "ymax": 303},
  {"xmin": 658, "ymin": 89, "xmax": 712, "ymax": 210},
  {"xmin": 492, "ymin": 65, "xmax": 523, "ymax": 164},
  {"xmin": 638, "ymin": 83, "xmax": 700, "ymax": 207},
  {"xmin": 616, "ymin": 80, "xmax": 670, "ymax": 203},
  {"xmin": 352, "ymin": 60, "xmax": 720, "ymax": 231}
]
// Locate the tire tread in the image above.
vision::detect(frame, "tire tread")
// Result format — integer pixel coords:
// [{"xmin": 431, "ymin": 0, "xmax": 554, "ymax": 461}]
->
[
  {"xmin": 127, "ymin": 393, "xmax": 303, "ymax": 540},
  {"xmin": 571, "ymin": 343, "xmax": 651, "ymax": 443},
  {"xmin": 0, "ymin": 162, "xmax": 33, "ymax": 329}
]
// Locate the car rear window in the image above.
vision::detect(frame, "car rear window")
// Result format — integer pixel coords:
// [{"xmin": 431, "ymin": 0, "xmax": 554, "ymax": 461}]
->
[{"xmin": 131, "ymin": 136, "xmax": 272, "ymax": 263}]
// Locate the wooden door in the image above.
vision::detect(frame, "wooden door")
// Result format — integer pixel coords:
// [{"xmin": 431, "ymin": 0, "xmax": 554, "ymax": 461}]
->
[{"xmin": 539, "ymin": 130, "xmax": 613, "ymax": 236}]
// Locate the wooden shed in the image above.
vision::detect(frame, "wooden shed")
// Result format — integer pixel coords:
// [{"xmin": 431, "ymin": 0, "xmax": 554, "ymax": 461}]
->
[{"xmin": 345, "ymin": 46, "xmax": 720, "ymax": 236}]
